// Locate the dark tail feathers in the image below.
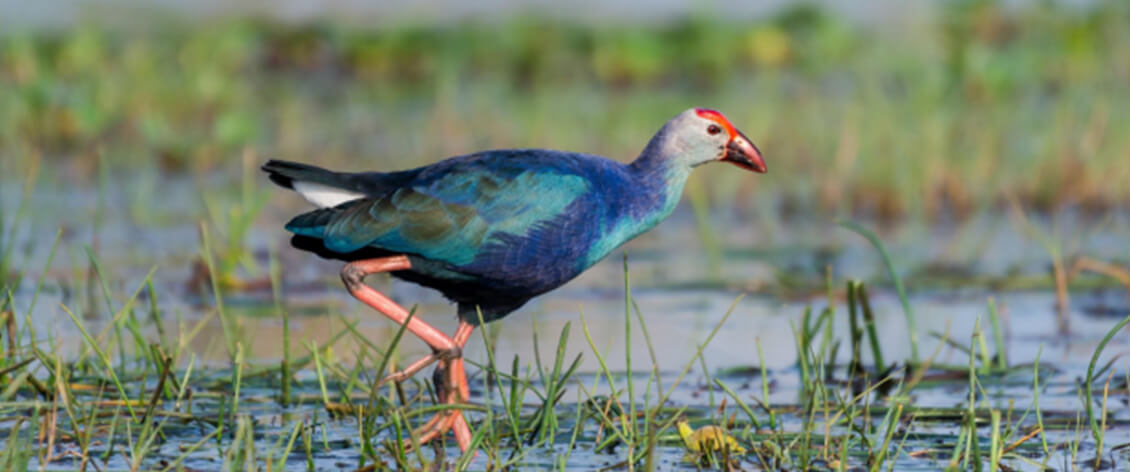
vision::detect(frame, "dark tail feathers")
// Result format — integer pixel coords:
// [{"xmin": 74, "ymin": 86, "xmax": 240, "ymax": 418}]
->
[
  {"xmin": 262, "ymin": 159, "xmax": 339, "ymax": 190},
  {"xmin": 262, "ymin": 159, "xmax": 405, "ymax": 197}
]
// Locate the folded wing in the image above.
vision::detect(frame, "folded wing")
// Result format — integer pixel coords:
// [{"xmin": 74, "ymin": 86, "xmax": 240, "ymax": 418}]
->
[{"xmin": 283, "ymin": 154, "xmax": 592, "ymax": 269}]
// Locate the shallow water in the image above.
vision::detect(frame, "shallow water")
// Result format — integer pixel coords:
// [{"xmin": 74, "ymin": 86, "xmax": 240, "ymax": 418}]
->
[
  {"xmin": 3, "ymin": 174, "xmax": 1130, "ymax": 470},
  {"xmin": 17, "ymin": 288, "xmax": 1130, "ymax": 470}
]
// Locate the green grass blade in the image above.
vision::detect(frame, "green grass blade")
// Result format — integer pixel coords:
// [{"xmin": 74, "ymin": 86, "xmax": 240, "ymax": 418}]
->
[{"xmin": 839, "ymin": 220, "xmax": 919, "ymax": 363}]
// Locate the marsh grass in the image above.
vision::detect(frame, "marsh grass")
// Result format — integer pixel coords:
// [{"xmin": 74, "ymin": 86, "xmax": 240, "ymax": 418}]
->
[
  {"xmin": 0, "ymin": 278, "xmax": 1114, "ymax": 472},
  {"xmin": 840, "ymin": 221, "xmax": 919, "ymax": 364}
]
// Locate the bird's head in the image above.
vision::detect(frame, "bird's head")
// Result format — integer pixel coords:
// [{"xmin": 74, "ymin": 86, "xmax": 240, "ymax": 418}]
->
[{"xmin": 654, "ymin": 108, "xmax": 766, "ymax": 174}]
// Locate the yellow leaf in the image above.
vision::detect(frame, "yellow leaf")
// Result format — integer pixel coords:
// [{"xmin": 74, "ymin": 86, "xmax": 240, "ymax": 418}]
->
[{"xmin": 677, "ymin": 420, "xmax": 747, "ymax": 455}]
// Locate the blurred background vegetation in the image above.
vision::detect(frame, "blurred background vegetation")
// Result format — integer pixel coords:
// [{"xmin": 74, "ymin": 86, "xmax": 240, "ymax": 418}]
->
[{"xmin": 1, "ymin": 0, "xmax": 1128, "ymax": 222}]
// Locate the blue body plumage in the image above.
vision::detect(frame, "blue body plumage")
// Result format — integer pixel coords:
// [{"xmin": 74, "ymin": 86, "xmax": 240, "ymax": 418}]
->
[{"xmin": 266, "ymin": 149, "xmax": 680, "ymax": 324}]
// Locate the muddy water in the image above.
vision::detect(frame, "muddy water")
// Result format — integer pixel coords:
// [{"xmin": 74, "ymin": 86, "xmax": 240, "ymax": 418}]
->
[{"xmin": 4, "ymin": 176, "xmax": 1130, "ymax": 470}]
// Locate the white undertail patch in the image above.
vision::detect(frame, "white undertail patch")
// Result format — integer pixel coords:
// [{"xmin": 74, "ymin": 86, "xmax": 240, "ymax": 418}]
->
[{"xmin": 293, "ymin": 182, "xmax": 365, "ymax": 208}]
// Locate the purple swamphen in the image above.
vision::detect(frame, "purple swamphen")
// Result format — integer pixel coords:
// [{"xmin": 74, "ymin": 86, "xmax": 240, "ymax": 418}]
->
[{"xmin": 263, "ymin": 108, "xmax": 766, "ymax": 451}]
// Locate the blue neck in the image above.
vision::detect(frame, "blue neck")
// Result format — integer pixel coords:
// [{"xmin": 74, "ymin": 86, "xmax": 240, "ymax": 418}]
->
[
  {"xmin": 627, "ymin": 151, "xmax": 692, "ymax": 226},
  {"xmin": 581, "ymin": 149, "xmax": 692, "ymax": 266}
]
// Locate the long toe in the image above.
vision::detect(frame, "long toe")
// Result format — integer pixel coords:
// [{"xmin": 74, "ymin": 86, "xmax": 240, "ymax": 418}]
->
[
  {"xmin": 401, "ymin": 410, "xmax": 458, "ymax": 452},
  {"xmin": 375, "ymin": 353, "xmax": 440, "ymax": 389}
]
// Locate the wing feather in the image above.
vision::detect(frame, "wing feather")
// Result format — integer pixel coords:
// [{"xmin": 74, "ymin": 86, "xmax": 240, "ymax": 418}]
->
[{"xmin": 312, "ymin": 166, "xmax": 591, "ymax": 267}]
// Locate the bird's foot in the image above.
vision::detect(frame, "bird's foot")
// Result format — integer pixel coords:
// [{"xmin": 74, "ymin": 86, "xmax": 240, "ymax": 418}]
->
[
  {"xmin": 397, "ymin": 357, "xmax": 473, "ymax": 453},
  {"xmin": 401, "ymin": 407, "xmax": 473, "ymax": 454}
]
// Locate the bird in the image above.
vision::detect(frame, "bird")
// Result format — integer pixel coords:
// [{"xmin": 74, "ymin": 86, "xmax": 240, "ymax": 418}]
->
[{"xmin": 263, "ymin": 107, "xmax": 765, "ymax": 452}]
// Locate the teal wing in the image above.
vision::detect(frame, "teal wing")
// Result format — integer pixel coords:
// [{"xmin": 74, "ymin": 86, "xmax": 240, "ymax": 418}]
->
[{"xmin": 285, "ymin": 154, "xmax": 592, "ymax": 268}]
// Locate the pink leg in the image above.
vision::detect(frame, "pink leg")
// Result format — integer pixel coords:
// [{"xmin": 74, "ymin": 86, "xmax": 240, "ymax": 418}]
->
[
  {"xmin": 375, "ymin": 353, "xmax": 442, "ymax": 387},
  {"xmin": 375, "ymin": 318, "xmax": 476, "ymax": 389},
  {"xmin": 451, "ymin": 321, "xmax": 474, "ymax": 402},
  {"xmin": 341, "ymin": 256, "xmax": 456, "ymax": 354},
  {"xmin": 341, "ymin": 257, "xmax": 476, "ymax": 453},
  {"xmin": 452, "ymin": 411, "xmax": 473, "ymax": 448}
]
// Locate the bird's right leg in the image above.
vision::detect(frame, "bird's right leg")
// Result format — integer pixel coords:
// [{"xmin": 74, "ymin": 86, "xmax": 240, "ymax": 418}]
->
[{"xmin": 340, "ymin": 256, "xmax": 473, "ymax": 451}]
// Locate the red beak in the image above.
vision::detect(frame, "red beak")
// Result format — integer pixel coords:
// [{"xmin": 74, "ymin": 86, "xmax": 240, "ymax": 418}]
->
[{"xmin": 722, "ymin": 131, "xmax": 766, "ymax": 173}]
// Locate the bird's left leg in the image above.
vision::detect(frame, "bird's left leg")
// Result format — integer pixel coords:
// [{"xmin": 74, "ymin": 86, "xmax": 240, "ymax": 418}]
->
[{"xmin": 340, "ymin": 256, "xmax": 458, "ymax": 356}]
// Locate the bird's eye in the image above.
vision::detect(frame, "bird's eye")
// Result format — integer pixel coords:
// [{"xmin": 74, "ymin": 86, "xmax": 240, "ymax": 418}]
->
[{"xmin": 706, "ymin": 124, "xmax": 722, "ymax": 136}]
